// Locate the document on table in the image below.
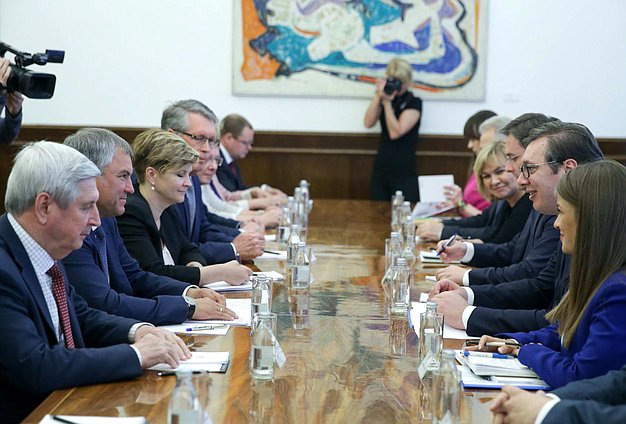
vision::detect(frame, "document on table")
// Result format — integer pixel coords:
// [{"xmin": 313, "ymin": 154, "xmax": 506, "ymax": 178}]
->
[
  {"xmin": 454, "ymin": 351, "xmax": 550, "ymax": 390},
  {"xmin": 39, "ymin": 416, "xmax": 147, "ymax": 424},
  {"xmin": 158, "ymin": 323, "xmax": 230, "ymax": 335},
  {"xmin": 148, "ymin": 351, "xmax": 230, "ymax": 373},
  {"xmin": 264, "ymin": 234, "xmax": 277, "ymax": 241},
  {"xmin": 411, "ymin": 201, "xmax": 456, "ymax": 219},
  {"xmin": 192, "ymin": 298, "xmax": 252, "ymax": 327},
  {"xmin": 255, "ymin": 250, "xmax": 287, "ymax": 260},
  {"xmin": 203, "ymin": 280, "xmax": 253, "ymax": 292},
  {"xmin": 419, "ymin": 250, "xmax": 461, "ymax": 265},
  {"xmin": 418, "ymin": 174, "xmax": 454, "ymax": 203},
  {"xmin": 253, "ymin": 270, "xmax": 285, "ymax": 281},
  {"xmin": 410, "ymin": 302, "xmax": 478, "ymax": 340}
]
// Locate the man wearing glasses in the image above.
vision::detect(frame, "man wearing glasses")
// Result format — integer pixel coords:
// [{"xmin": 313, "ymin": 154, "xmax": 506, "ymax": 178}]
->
[
  {"xmin": 430, "ymin": 121, "xmax": 604, "ymax": 336},
  {"xmin": 217, "ymin": 113, "xmax": 286, "ymax": 198},
  {"xmin": 161, "ymin": 100, "xmax": 265, "ymax": 262}
]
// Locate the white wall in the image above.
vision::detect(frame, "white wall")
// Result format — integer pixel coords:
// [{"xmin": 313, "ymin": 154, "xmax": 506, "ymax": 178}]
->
[{"xmin": 1, "ymin": 0, "xmax": 625, "ymax": 137}]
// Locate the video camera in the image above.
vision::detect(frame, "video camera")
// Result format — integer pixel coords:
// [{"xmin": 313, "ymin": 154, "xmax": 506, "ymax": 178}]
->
[{"xmin": 0, "ymin": 41, "xmax": 64, "ymax": 99}]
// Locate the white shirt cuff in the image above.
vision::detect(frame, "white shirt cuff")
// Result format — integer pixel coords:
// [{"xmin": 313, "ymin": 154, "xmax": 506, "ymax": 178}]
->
[
  {"xmin": 463, "ymin": 287, "xmax": 475, "ymax": 305},
  {"xmin": 230, "ymin": 242, "xmax": 237, "ymax": 256},
  {"xmin": 460, "ymin": 242, "xmax": 474, "ymax": 262},
  {"xmin": 128, "ymin": 322, "xmax": 155, "ymax": 367},
  {"xmin": 130, "ymin": 344, "xmax": 143, "ymax": 368},
  {"xmin": 535, "ymin": 397, "xmax": 561, "ymax": 424},
  {"xmin": 462, "ymin": 270, "xmax": 471, "ymax": 286},
  {"xmin": 182, "ymin": 285, "xmax": 199, "ymax": 296},
  {"xmin": 461, "ymin": 305, "xmax": 476, "ymax": 329}
]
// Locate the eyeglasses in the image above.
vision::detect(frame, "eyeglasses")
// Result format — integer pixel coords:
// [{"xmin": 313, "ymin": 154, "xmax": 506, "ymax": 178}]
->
[
  {"xmin": 208, "ymin": 156, "xmax": 223, "ymax": 166},
  {"xmin": 518, "ymin": 160, "xmax": 561, "ymax": 179},
  {"xmin": 505, "ymin": 153, "xmax": 522, "ymax": 163},
  {"xmin": 176, "ymin": 130, "xmax": 217, "ymax": 146}
]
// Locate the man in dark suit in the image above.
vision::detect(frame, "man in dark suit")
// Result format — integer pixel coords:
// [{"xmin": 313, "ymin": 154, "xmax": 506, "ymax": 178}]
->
[
  {"xmin": 490, "ymin": 365, "xmax": 626, "ymax": 423},
  {"xmin": 62, "ymin": 128, "xmax": 238, "ymax": 325},
  {"xmin": 431, "ymin": 121, "xmax": 604, "ymax": 334},
  {"xmin": 216, "ymin": 113, "xmax": 286, "ymax": 197},
  {"xmin": 161, "ymin": 100, "xmax": 265, "ymax": 262},
  {"xmin": 0, "ymin": 141, "xmax": 190, "ymax": 423}
]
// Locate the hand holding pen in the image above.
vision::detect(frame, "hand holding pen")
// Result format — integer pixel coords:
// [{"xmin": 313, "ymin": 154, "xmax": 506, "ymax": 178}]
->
[
  {"xmin": 465, "ymin": 336, "xmax": 521, "ymax": 356},
  {"xmin": 436, "ymin": 233, "xmax": 457, "ymax": 257},
  {"xmin": 435, "ymin": 234, "xmax": 467, "ymax": 263}
]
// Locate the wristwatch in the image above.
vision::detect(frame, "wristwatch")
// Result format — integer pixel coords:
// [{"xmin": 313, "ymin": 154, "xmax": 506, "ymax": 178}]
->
[{"xmin": 183, "ymin": 295, "xmax": 196, "ymax": 319}]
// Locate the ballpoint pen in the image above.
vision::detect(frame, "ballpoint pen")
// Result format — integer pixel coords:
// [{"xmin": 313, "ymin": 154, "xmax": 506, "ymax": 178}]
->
[
  {"xmin": 185, "ymin": 324, "xmax": 226, "ymax": 331},
  {"xmin": 263, "ymin": 250, "xmax": 281, "ymax": 255},
  {"xmin": 465, "ymin": 340, "xmax": 521, "ymax": 347},
  {"xmin": 463, "ymin": 351, "xmax": 515, "ymax": 359},
  {"xmin": 436, "ymin": 233, "xmax": 457, "ymax": 256},
  {"xmin": 51, "ymin": 416, "xmax": 79, "ymax": 424}
]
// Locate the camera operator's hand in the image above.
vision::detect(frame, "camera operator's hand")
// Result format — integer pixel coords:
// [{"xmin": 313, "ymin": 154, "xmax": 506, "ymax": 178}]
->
[
  {"xmin": 6, "ymin": 92, "xmax": 23, "ymax": 115},
  {"xmin": 375, "ymin": 78, "xmax": 396, "ymax": 102},
  {"xmin": 0, "ymin": 58, "xmax": 10, "ymax": 87}
]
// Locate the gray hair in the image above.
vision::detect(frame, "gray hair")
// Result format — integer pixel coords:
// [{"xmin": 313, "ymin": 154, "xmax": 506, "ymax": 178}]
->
[
  {"xmin": 479, "ymin": 116, "xmax": 511, "ymax": 142},
  {"xmin": 161, "ymin": 99, "xmax": 218, "ymax": 132},
  {"xmin": 5, "ymin": 141, "xmax": 101, "ymax": 215},
  {"xmin": 501, "ymin": 113, "xmax": 561, "ymax": 148},
  {"xmin": 63, "ymin": 128, "xmax": 133, "ymax": 173}
]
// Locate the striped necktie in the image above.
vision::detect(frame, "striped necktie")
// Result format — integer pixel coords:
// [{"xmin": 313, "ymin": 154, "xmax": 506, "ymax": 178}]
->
[{"xmin": 47, "ymin": 262, "xmax": 76, "ymax": 348}]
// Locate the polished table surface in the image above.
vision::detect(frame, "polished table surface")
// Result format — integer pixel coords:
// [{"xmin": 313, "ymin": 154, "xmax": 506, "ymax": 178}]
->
[{"xmin": 25, "ymin": 199, "xmax": 495, "ymax": 423}]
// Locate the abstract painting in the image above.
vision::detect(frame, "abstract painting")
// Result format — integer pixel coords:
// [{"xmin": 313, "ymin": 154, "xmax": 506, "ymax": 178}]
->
[{"xmin": 233, "ymin": 0, "xmax": 488, "ymax": 100}]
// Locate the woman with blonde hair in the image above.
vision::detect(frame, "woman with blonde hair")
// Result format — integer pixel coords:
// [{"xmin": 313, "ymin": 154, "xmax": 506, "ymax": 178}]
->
[
  {"xmin": 470, "ymin": 160, "xmax": 626, "ymax": 388},
  {"xmin": 364, "ymin": 58, "xmax": 422, "ymax": 202},
  {"xmin": 117, "ymin": 129, "xmax": 251, "ymax": 287}
]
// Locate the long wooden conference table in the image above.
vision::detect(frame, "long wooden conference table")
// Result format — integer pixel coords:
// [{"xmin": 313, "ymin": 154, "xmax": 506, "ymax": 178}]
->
[{"xmin": 25, "ymin": 199, "xmax": 495, "ymax": 423}]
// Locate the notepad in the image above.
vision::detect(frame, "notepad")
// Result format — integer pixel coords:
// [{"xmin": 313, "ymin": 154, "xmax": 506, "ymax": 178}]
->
[
  {"xmin": 418, "ymin": 174, "xmax": 454, "ymax": 203},
  {"xmin": 253, "ymin": 271, "xmax": 285, "ymax": 281},
  {"xmin": 410, "ymin": 302, "xmax": 477, "ymax": 340},
  {"xmin": 255, "ymin": 250, "xmax": 288, "ymax": 260},
  {"xmin": 419, "ymin": 251, "xmax": 461, "ymax": 265},
  {"xmin": 203, "ymin": 280, "xmax": 253, "ymax": 292},
  {"xmin": 455, "ymin": 350, "xmax": 539, "ymax": 378},
  {"xmin": 192, "ymin": 298, "xmax": 252, "ymax": 327},
  {"xmin": 148, "ymin": 351, "xmax": 230, "ymax": 373},
  {"xmin": 455, "ymin": 357, "xmax": 550, "ymax": 390}
]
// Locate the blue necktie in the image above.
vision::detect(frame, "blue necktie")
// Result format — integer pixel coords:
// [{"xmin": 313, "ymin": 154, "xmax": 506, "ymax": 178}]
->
[
  {"xmin": 210, "ymin": 180, "xmax": 223, "ymax": 200},
  {"xmin": 93, "ymin": 226, "xmax": 110, "ymax": 284}
]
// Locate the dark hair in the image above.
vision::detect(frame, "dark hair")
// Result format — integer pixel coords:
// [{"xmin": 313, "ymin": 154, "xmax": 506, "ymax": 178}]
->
[
  {"xmin": 546, "ymin": 160, "xmax": 626, "ymax": 347},
  {"xmin": 524, "ymin": 121, "xmax": 604, "ymax": 173},
  {"xmin": 463, "ymin": 110, "xmax": 496, "ymax": 141},
  {"xmin": 501, "ymin": 113, "xmax": 561, "ymax": 148}
]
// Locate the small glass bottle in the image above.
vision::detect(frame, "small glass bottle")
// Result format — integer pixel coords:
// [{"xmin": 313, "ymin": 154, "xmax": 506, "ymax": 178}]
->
[
  {"xmin": 250, "ymin": 312, "xmax": 277, "ymax": 380},
  {"xmin": 401, "ymin": 214, "xmax": 416, "ymax": 269},
  {"xmin": 391, "ymin": 190, "xmax": 404, "ymax": 233},
  {"xmin": 291, "ymin": 242, "xmax": 311, "ymax": 289},
  {"xmin": 418, "ymin": 301, "xmax": 443, "ymax": 370},
  {"xmin": 286, "ymin": 224, "xmax": 301, "ymax": 265},
  {"xmin": 382, "ymin": 231, "xmax": 403, "ymax": 297},
  {"xmin": 431, "ymin": 350, "xmax": 462, "ymax": 424},
  {"xmin": 276, "ymin": 206, "xmax": 292, "ymax": 246},
  {"xmin": 167, "ymin": 370, "xmax": 202, "ymax": 424},
  {"xmin": 390, "ymin": 257, "xmax": 410, "ymax": 314},
  {"xmin": 251, "ymin": 274, "xmax": 272, "ymax": 319}
]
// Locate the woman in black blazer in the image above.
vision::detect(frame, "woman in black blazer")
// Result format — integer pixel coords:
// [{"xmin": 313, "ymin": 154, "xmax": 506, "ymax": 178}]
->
[{"xmin": 117, "ymin": 129, "xmax": 251, "ymax": 285}]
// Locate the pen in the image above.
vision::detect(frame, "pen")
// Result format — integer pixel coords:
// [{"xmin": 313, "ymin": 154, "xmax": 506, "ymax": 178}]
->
[
  {"xmin": 436, "ymin": 233, "xmax": 457, "ymax": 256},
  {"xmin": 465, "ymin": 340, "xmax": 521, "ymax": 347},
  {"xmin": 185, "ymin": 324, "xmax": 226, "ymax": 331},
  {"xmin": 463, "ymin": 351, "xmax": 514, "ymax": 359},
  {"xmin": 263, "ymin": 250, "xmax": 281, "ymax": 255},
  {"xmin": 52, "ymin": 416, "xmax": 79, "ymax": 424}
]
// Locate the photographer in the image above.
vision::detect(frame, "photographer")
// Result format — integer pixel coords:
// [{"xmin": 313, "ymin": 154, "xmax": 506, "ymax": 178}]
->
[
  {"xmin": 364, "ymin": 58, "xmax": 422, "ymax": 202},
  {"xmin": 0, "ymin": 58, "xmax": 24, "ymax": 144}
]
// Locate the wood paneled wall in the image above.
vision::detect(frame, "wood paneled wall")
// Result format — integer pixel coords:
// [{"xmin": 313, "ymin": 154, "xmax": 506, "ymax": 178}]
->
[{"xmin": 1, "ymin": 126, "xmax": 625, "ymax": 213}]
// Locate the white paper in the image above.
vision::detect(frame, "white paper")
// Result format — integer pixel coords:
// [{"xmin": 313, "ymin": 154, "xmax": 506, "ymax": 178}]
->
[
  {"xmin": 148, "ymin": 351, "xmax": 229, "ymax": 372},
  {"xmin": 264, "ymin": 234, "xmax": 277, "ymax": 241},
  {"xmin": 411, "ymin": 201, "xmax": 456, "ymax": 219},
  {"xmin": 419, "ymin": 250, "xmax": 461, "ymax": 265},
  {"xmin": 192, "ymin": 298, "xmax": 252, "ymax": 327},
  {"xmin": 203, "ymin": 280, "xmax": 253, "ymax": 292},
  {"xmin": 39, "ymin": 416, "xmax": 146, "ymax": 424},
  {"xmin": 410, "ymin": 302, "xmax": 479, "ymax": 340},
  {"xmin": 255, "ymin": 250, "xmax": 288, "ymax": 260},
  {"xmin": 418, "ymin": 174, "xmax": 455, "ymax": 203}
]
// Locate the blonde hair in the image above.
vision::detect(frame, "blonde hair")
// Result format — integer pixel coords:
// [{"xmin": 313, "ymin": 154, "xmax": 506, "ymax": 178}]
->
[
  {"xmin": 474, "ymin": 140, "xmax": 507, "ymax": 200},
  {"xmin": 386, "ymin": 58, "xmax": 413, "ymax": 86},
  {"xmin": 132, "ymin": 129, "xmax": 199, "ymax": 184}
]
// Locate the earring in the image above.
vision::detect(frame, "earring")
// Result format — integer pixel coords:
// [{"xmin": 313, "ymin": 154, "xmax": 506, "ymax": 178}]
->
[{"xmin": 151, "ymin": 185, "xmax": 155, "ymax": 191}]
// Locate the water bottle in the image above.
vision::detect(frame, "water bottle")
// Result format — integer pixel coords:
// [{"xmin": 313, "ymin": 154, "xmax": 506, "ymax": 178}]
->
[
  {"xmin": 291, "ymin": 242, "xmax": 311, "ymax": 289},
  {"xmin": 286, "ymin": 224, "xmax": 301, "ymax": 265},
  {"xmin": 251, "ymin": 274, "xmax": 272, "ymax": 319},
  {"xmin": 250, "ymin": 312, "xmax": 277, "ymax": 380},
  {"xmin": 391, "ymin": 191, "xmax": 404, "ymax": 233},
  {"xmin": 401, "ymin": 214, "xmax": 416, "ymax": 269},
  {"xmin": 390, "ymin": 257, "xmax": 410, "ymax": 314},
  {"xmin": 167, "ymin": 370, "xmax": 202, "ymax": 424},
  {"xmin": 276, "ymin": 206, "xmax": 292, "ymax": 246},
  {"xmin": 381, "ymin": 231, "xmax": 403, "ymax": 297},
  {"xmin": 431, "ymin": 350, "xmax": 462, "ymax": 424},
  {"xmin": 418, "ymin": 302, "xmax": 443, "ymax": 370}
]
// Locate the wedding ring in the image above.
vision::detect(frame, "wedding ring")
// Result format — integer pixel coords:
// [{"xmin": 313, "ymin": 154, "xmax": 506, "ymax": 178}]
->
[{"xmin": 220, "ymin": 307, "xmax": 223, "ymax": 312}]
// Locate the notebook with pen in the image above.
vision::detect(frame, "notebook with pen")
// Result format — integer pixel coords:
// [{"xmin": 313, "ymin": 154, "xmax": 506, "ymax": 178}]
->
[
  {"xmin": 148, "ymin": 351, "xmax": 230, "ymax": 374},
  {"xmin": 419, "ymin": 251, "xmax": 461, "ymax": 265}
]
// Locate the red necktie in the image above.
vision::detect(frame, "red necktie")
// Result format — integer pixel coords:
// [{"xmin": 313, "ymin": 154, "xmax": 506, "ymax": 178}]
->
[
  {"xmin": 47, "ymin": 262, "xmax": 76, "ymax": 348},
  {"xmin": 229, "ymin": 161, "xmax": 238, "ymax": 178}
]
